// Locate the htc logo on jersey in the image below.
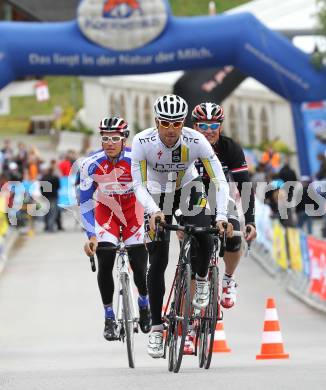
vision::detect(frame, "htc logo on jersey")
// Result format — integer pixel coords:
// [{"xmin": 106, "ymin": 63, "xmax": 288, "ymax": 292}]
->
[
  {"xmin": 154, "ymin": 162, "xmax": 187, "ymax": 172},
  {"xmin": 183, "ymin": 135, "xmax": 199, "ymax": 144},
  {"xmin": 139, "ymin": 135, "xmax": 156, "ymax": 144}
]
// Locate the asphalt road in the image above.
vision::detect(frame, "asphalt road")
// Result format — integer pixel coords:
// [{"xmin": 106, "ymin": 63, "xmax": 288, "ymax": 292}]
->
[{"xmin": 1, "ymin": 223, "xmax": 326, "ymax": 390}]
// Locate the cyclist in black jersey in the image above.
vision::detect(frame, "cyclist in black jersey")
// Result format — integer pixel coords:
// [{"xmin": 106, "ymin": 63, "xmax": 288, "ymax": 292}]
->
[{"xmin": 192, "ymin": 102, "xmax": 257, "ymax": 309}]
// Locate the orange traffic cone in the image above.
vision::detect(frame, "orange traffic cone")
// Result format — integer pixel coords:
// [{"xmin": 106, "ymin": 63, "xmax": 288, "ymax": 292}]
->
[
  {"xmin": 212, "ymin": 320, "xmax": 231, "ymax": 353},
  {"xmin": 256, "ymin": 298, "xmax": 289, "ymax": 360}
]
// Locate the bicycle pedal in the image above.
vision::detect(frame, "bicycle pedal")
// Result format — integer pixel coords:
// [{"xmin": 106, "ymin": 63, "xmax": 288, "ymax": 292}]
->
[{"xmin": 133, "ymin": 326, "xmax": 139, "ymax": 333}]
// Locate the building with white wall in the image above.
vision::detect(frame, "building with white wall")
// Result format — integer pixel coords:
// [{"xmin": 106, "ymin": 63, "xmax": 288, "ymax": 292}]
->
[
  {"xmin": 0, "ymin": 80, "xmax": 36, "ymax": 115},
  {"xmin": 82, "ymin": 72, "xmax": 295, "ymax": 153},
  {"xmin": 81, "ymin": 71, "xmax": 183, "ymax": 131}
]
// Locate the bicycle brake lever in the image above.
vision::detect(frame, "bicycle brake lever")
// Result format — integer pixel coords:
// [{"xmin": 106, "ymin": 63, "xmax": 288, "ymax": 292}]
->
[
  {"xmin": 90, "ymin": 256, "xmax": 96, "ymax": 272},
  {"xmin": 154, "ymin": 216, "xmax": 162, "ymax": 242},
  {"xmin": 218, "ymin": 233, "xmax": 226, "ymax": 258},
  {"xmin": 245, "ymin": 225, "xmax": 252, "ymax": 257},
  {"xmin": 89, "ymin": 242, "xmax": 96, "ymax": 272}
]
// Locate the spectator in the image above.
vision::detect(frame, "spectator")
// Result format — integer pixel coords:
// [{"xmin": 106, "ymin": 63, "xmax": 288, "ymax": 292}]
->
[
  {"xmin": 15, "ymin": 142, "xmax": 28, "ymax": 177},
  {"xmin": 58, "ymin": 153, "xmax": 72, "ymax": 177},
  {"xmin": 8, "ymin": 162, "xmax": 22, "ymax": 182},
  {"xmin": 251, "ymin": 163, "xmax": 267, "ymax": 194},
  {"xmin": 295, "ymin": 176, "xmax": 315, "ymax": 235},
  {"xmin": 265, "ymin": 179, "xmax": 295, "ymax": 227},
  {"xmin": 27, "ymin": 146, "xmax": 42, "ymax": 181},
  {"xmin": 40, "ymin": 160, "xmax": 60, "ymax": 232},
  {"xmin": 260, "ymin": 146, "xmax": 281, "ymax": 173},
  {"xmin": 1, "ymin": 139, "xmax": 14, "ymax": 174},
  {"xmin": 0, "ymin": 172, "xmax": 11, "ymax": 209},
  {"xmin": 67, "ymin": 149, "xmax": 77, "ymax": 165},
  {"xmin": 279, "ymin": 156, "xmax": 297, "ymax": 202},
  {"xmin": 316, "ymin": 152, "xmax": 326, "ymax": 180},
  {"xmin": 0, "ymin": 149, "xmax": 4, "ymax": 175}
]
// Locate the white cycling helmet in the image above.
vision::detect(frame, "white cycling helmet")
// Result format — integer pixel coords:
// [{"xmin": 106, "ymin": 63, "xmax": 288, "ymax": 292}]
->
[{"xmin": 154, "ymin": 94, "xmax": 188, "ymax": 121}]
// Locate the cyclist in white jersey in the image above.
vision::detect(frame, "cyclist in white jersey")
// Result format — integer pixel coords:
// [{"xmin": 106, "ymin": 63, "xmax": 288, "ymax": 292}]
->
[{"xmin": 131, "ymin": 94, "xmax": 231, "ymax": 358}]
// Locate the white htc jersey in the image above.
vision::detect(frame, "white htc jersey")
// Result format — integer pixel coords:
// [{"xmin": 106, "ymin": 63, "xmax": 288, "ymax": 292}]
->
[{"xmin": 131, "ymin": 127, "xmax": 229, "ymax": 221}]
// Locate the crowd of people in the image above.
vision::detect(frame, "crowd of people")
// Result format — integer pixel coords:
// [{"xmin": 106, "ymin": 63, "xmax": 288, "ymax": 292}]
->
[
  {"xmin": 0, "ymin": 139, "xmax": 79, "ymax": 232},
  {"xmin": 250, "ymin": 145, "xmax": 326, "ymax": 236}
]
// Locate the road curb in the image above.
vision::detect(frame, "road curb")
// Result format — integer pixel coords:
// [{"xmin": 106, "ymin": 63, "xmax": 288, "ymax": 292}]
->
[{"xmin": 0, "ymin": 229, "xmax": 20, "ymax": 277}]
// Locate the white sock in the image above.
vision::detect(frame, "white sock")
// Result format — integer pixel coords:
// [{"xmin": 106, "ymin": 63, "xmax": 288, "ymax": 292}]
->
[
  {"xmin": 151, "ymin": 324, "xmax": 164, "ymax": 332},
  {"xmin": 196, "ymin": 274, "xmax": 207, "ymax": 281}
]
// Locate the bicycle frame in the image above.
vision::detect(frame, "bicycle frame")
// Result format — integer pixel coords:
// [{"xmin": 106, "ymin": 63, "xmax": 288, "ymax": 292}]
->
[
  {"xmin": 161, "ymin": 227, "xmax": 244, "ymax": 319},
  {"xmin": 115, "ymin": 240, "xmax": 139, "ymax": 329},
  {"xmin": 162, "ymin": 227, "xmax": 195, "ymax": 323}
]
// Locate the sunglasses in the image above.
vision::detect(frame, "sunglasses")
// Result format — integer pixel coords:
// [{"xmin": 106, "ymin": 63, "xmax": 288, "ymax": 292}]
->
[
  {"xmin": 101, "ymin": 135, "xmax": 125, "ymax": 143},
  {"xmin": 196, "ymin": 123, "xmax": 221, "ymax": 131},
  {"xmin": 158, "ymin": 119, "xmax": 184, "ymax": 129}
]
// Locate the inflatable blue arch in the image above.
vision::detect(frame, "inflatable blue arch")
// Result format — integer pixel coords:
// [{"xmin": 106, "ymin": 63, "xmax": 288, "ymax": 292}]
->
[{"xmin": 1, "ymin": 0, "xmax": 326, "ymax": 174}]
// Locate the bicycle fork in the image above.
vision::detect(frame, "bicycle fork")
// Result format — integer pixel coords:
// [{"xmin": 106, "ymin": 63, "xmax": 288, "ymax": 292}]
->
[{"xmin": 116, "ymin": 271, "xmax": 139, "ymax": 336}]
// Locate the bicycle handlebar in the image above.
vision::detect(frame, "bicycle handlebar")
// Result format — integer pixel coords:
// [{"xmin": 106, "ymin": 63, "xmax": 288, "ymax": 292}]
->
[
  {"xmin": 160, "ymin": 223, "xmax": 243, "ymax": 237},
  {"xmin": 96, "ymin": 243, "xmax": 145, "ymax": 252},
  {"xmin": 86, "ymin": 242, "xmax": 145, "ymax": 273}
]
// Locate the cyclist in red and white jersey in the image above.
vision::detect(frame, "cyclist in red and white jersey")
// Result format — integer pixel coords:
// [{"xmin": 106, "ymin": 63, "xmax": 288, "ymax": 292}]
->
[{"xmin": 80, "ymin": 117, "xmax": 151, "ymax": 341}]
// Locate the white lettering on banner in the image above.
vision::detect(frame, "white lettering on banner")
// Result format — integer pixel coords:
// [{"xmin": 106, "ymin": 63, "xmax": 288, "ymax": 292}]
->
[
  {"xmin": 177, "ymin": 47, "xmax": 213, "ymax": 60},
  {"xmin": 29, "ymin": 53, "xmax": 51, "ymax": 65},
  {"xmin": 119, "ymin": 54, "xmax": 153, "ymax": 65},
  {"xmin": 77, "ymin": 0, "xmax": 168, "ymax": 51},
  {"xmin": 27, "ymin": 47, "xmax": 214, "ymax": 69},
  {"xmin": 53, "ymin": 53, "xmax": 80, "ymax": 67},
  {"xmin": 96, "ymin": 55, "xmax": 116, "ymax": 66},
  {"xmin": 83, "ymin": 54, "xmax": 95, "ymax": 65},
  {"xmin": 155, "ymin": 51, "xmax": 175, "ymax": 63}
]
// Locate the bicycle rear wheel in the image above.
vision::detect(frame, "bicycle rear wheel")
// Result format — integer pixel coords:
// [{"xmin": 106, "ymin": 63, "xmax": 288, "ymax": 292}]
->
[
  {"xmin": 168, "ymin": 263, "xmax": 191, "ymax": 373},
  {"xmin": 121, "ymin": 273, "xmax": 135, "ymax": 368},
  {"xmin": 198, "ymin": 265, "xmax": 218, "ymax": 369}
]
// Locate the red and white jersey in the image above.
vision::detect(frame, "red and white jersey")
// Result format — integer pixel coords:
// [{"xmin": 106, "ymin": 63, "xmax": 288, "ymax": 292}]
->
[{"xmin": 80, "ymin": 147, "xmax": 144, "ymax": 244}]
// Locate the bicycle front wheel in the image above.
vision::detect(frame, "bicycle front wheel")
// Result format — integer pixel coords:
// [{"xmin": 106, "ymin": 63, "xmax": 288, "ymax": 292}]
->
[
  {"xmin": 168, "ymin": 263, "xmax": 191, "ymax": 373},
  {"xmin": 121, "ymin": 273, "xmax": 135, "ymax": 369},
  {"xmin": 198, "ymin": 265, "xmax": 218, "ymax": 369}
]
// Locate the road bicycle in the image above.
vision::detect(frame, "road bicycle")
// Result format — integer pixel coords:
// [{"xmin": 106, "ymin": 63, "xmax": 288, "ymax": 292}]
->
[
  {"xmin": 156, "ymin": 218, "xmax": 243, "ymax": 373},
  {"xmin": 89, "ymin": 240, "xmax": 143, "ymax": 369}
]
